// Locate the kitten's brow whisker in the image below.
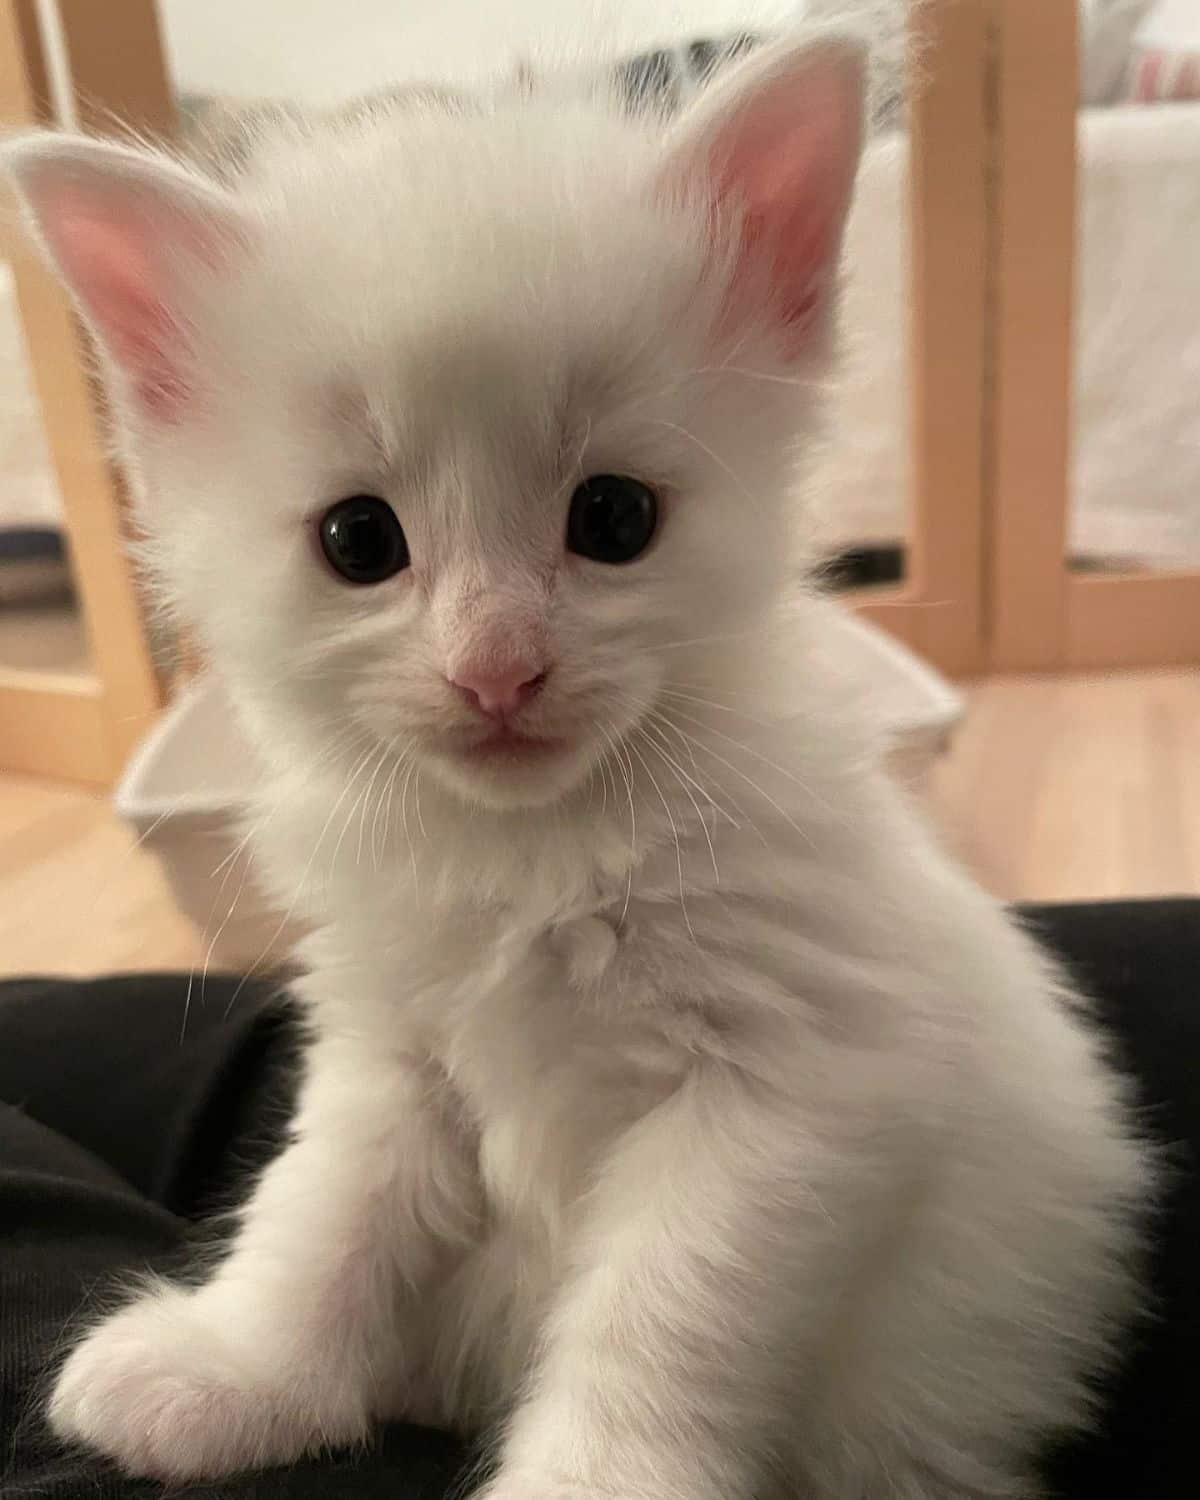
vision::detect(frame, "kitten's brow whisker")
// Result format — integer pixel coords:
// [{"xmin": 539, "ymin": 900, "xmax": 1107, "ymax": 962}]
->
[
  {"xmin": 713, "ymin": 321, "xmax": 759, "ymax": 373},
  {"xmin": 691, "ymin": 363, "xmax": 816, "ymax": 390},
  {"xmin": 612, "ymin": 324, "xmax": 765, "ymax": 414},
  {"xmin": 552, "ymin": 415, "xmax": 593, "ymax": 502},
  {"xmin": 648, "ymin": 418, "xmax": 763, "ymax": 515}
]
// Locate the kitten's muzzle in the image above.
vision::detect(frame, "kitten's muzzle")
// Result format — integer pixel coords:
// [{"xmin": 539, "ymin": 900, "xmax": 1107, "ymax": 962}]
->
[{"xmin": 448, "ymin": 663, "xmax": 549, "ymax": 720}]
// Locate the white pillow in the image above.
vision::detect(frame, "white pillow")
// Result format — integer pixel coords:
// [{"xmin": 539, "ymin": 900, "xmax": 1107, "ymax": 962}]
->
[
  {"xmin": 1081, "ymin": 0, "xmax": 1157, "ymax": 105},
  {"xmin": 1137, "ymin": 0, "xmax": 1200, "ymax": 50}
]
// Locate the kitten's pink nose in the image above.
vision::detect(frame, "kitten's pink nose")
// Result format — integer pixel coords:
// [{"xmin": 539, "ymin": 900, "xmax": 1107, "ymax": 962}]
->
[{"xmin": 450, "ymin": 662, "xmax": 548, "ymax": 719}]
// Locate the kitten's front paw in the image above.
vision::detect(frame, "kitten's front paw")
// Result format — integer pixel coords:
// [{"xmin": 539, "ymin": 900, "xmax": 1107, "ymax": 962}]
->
[{"xmin": 48, "ymin": 1284, "xmax": 367, "ymax": 1480}]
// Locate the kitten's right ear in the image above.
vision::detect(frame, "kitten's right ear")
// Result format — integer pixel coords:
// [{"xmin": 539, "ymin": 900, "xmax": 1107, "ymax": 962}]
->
[
  {"xmin": 1, "ymin": 133, "xmax": 251, "ymax": 421},
  {"xmin": 662, "ymin": 33, "xmax": 866, "ymax": 359}
]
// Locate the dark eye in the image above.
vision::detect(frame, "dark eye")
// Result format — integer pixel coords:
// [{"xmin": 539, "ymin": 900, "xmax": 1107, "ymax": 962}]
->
[
  {"xmin": 319, "ymin": 495, "xmax": 409, "ymax": 584},
  {"xmin": 566, "ymin": 475, "xmax": 658, "ymax": 564}
]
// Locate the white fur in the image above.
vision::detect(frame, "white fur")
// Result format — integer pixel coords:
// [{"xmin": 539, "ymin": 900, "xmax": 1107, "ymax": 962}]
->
[{"xmin": 7, "ymin": 29, "xmax": 1146, "ymax": 1500}]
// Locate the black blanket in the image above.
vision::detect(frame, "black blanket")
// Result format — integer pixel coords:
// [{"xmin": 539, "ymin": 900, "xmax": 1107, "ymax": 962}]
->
[{"xmin": 2, "ymin": 901, "xmax": 1196, "ymax": 1498}]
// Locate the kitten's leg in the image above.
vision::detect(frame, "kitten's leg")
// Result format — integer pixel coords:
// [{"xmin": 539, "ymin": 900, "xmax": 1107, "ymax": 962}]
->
[
  {"xmin": 47, "ymin": 1034, "xmax": 479, "ymax": 1481},
  {"xmin": 481, "ymin": 1066, "xmax": 864, "ymax": 1500},
  {"xmin": 481, "ymin": 1063, "xmax": 1035, "ymax": 1500}
]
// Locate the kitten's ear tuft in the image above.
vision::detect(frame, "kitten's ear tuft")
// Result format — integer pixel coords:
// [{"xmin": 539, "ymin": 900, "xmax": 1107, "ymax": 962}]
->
[
  {"xmin": 2, "ymin": 133, "xmax": 251, "ymax": 420},
  {"xmin": 664, "ymin": 34, "xmax": 866, "ymax": 357}
]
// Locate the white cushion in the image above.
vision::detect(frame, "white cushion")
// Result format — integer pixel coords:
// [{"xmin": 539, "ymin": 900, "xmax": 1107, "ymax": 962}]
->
[
  {"xmin": 1137, "ymin": 0, "xmax": 1200, "ymax": 51},
  {"xmin": 1081, "ymin": 0, "xmax": 1157, "ymax": 105}
]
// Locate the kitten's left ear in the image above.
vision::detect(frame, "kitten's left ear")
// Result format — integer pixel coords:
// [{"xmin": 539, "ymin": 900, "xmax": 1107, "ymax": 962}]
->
[
  {"xmin": 664, "ymin": 33, "xmax": 866, "ymax": 357},
  {"xmin": 2, "ymin": 133, "xmax": 251, "ymax": 421}
]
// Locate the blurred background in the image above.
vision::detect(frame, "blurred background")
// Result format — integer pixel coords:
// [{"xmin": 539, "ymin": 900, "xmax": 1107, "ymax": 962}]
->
[{"xmin": 1, "ymin": 0, "xmax": 1198, "ymax": 977}]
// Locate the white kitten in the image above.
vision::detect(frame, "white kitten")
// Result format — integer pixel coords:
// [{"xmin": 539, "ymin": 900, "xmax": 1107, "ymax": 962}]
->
[{"xmin": 5, "ymin": 26, "xmax": 1146, "ymax": 1500}]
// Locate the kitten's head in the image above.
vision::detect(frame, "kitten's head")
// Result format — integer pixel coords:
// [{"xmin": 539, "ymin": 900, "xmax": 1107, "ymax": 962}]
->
[{"xmin": 4, "ymin": 35, "xmax": 863, "ymax": 812}]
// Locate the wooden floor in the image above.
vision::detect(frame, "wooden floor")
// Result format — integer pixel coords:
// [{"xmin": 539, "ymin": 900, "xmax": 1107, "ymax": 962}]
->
[
  {"xmin": 0, "ymin": 668, "xmax": 1197, "ymax": 977},
  {"xmin": 930, "ymin": 669, "xmax": 1200, "ymax": 902}
]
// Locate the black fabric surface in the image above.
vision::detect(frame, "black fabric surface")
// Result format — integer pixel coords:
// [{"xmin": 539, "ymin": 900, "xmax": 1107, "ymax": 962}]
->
[
  {"xmin": 1, "ymin": 901, "xmax": 1196, "ymax": 1498},
  {"xmin": 0, "ymin": 975, "xmax": 466, "ymax": 1499}
]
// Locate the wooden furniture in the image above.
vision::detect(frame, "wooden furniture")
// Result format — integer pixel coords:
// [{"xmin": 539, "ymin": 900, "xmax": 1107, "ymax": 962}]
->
[
  {"xmin": 853, "ymin": 0, "xmax": 992, "ymax": 677},
  {"xmin": 0, "ymin": 0, "xmax": 172, "ymax": 786},
  {"xmin": 857, "ymin": 0, "xmax": 1200, "ymax": 675},
  {"xmin": 988, "ymin": 0, "xmax": 1200, "ymax": 670}
]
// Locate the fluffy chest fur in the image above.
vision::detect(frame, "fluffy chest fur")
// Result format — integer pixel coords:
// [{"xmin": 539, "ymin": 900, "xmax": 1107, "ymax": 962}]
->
[
  {"xmin": 301, "ymin": 889, "xmax": 729, "ymax": 1424},
  {"xmin": 429, "ymin": 916, "xmax": 696, "ymax": 1227}
]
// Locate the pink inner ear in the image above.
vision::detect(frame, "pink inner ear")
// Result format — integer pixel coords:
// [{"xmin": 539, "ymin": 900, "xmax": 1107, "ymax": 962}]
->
[
  {"xmin": 51, "ymin": 198, "xmax": 190, "ymax": 419},
  {"xmin": 699, "ymin": 46, "xmax": 864, "ymax": 353}
]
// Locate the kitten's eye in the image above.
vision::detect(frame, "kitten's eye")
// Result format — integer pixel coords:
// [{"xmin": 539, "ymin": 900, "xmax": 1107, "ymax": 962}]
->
[
  {"xmin": 319, "ymin": 495, "xmax": 409, "ymax": 584},
  {"xmin": 566, "ymin": 475, "xmax": 658, "ymax": 564}
]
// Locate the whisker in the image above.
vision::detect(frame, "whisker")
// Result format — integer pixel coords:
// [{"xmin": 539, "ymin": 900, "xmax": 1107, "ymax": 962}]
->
[
  {"xmin": 649, "ymin": 418, "xmax": 763, "ymax": 515},
  {"xmin": 656, "ymin": 707, "xmax": 817, "ymax": 854},
  {"xmin": 398, "ymin": 759, "xmax": 421, "ymax": 896},
  {"xmin": 648, "ymin": 712, "xmax": 771, "ymax": 849},
  {"xmin": 659, "ymin": 685, "xmax": 778, "ymax": 730},
  {"xmin": 589, "ymin": 750, "xmax": 609, "ymax": 819},
  {"xmin": 330, "ymin": 740, "xmax": 392, "ymax": 881},
  {"xmin": 189, "ymin": 843, "xmax": 259, "ymax": 1041},
  {"xmin": 414, "ymin": 768, "xmax": 428, "ymax": 841},
  {"xmin": 635, "ymin": 726, "xmax": 721, "ymax": 888},
  {"xmin": 221, "ymin": 740, "xmax": 382, "ymax": 1019},
  {"xmin": 626, "ymin": 738, "xmax": 696, "ymax": 944},
  {"xmin": 374, "ymin": 739, "xmax": 413, "ymax": 870},
  {"xmin": 125, "ymin": 805, "xmax": 175, "ymax": 858},
  {"xmin": 639, "ymin": 716, "xmax": 739, "ymax": 832},
  {"xmin": 180, "ymin": 720, "xmax": 376, "ymax": 1039},
  {"xmin": 597, "ymin": 722, "xmax": 637, "ymax": 927},
  {"xmin": 640, "ymin": 630, "xmax": 758, "ymax": 654},
  {"xmin": 657, "ymin": 702, "xmax": 836, "ymax": 817},
  {"xmin": 356, "ymin": 738, "xmax": 396, "ymax": 868},
  {"xmin": 690, "ymin": 362, "xmax": 817, "ymax": 390}
]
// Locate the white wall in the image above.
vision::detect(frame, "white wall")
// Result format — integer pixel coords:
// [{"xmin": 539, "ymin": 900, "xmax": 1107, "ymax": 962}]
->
[
  {"xmin": 159, "ymin": 1, "xmax": 797, "ymax": 105},
  {"xmin": 1139, "ymin": 0, "xmax": 1200, "ymax": 48}
]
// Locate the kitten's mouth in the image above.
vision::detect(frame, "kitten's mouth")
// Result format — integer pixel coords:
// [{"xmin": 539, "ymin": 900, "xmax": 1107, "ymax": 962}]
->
[
  {"xmin": 428, "ymin": 720, "xmax": 595, "ymax": 806},
  {"xmin": 454, "ymin": 726, "xmax": 569, "ymax": 763}
]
